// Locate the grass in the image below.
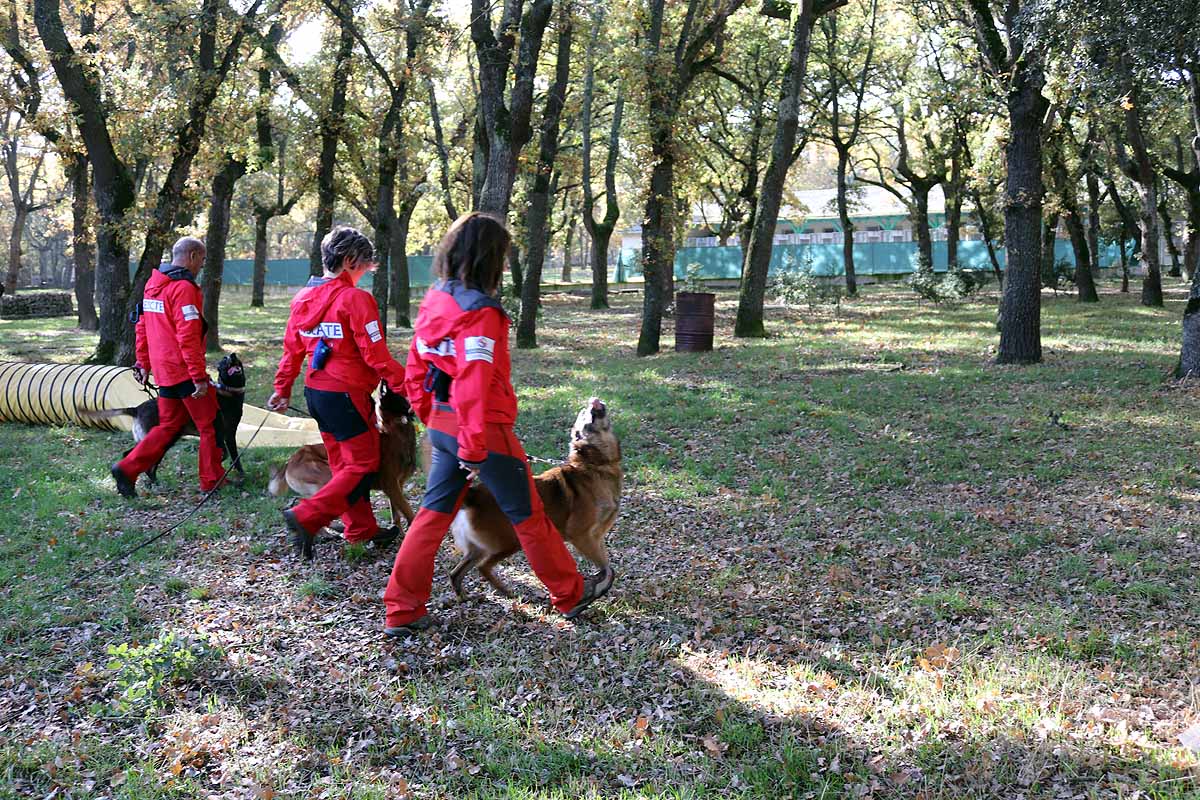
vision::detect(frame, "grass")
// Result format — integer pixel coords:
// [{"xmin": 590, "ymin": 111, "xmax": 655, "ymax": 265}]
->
[{"xmin": 2, "ymin": 280, "xmax": 1199, "ymax": 798}]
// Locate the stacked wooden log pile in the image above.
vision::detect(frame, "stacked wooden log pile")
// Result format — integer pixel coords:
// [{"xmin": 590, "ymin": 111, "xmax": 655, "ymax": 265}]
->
[{"xmin": 0, "ymin": 291, "xmax": 74, "ymax": 319}]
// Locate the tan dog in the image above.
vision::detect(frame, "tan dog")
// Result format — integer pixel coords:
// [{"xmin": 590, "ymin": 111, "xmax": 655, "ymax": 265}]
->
[
  {"xmin": 448, "ymin": 397, "xmax": 621, "ymax": 599},
  {"xmin": 268, "ymin": 385, "xmax": 417, "ymax": 526}
]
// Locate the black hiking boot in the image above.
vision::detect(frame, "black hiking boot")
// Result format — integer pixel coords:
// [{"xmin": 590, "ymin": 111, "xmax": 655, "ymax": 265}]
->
[
  {"xmin": 283, "ymin": 508, "xmax": 314, "ymax": 561},
  {"xmin": 111, "ymin": 463, "xmax": 136, "ymax": 498},
  {"xmin": 384, "ymin": 615, "xmax": 435, "ymax": 637},
  {"xmin": 368, "ymin": 525, "xmax": 402, "ymax": 550},
  {"xmin": 564, "ymin": 569, "xmax": 616, "ymax": 620}
]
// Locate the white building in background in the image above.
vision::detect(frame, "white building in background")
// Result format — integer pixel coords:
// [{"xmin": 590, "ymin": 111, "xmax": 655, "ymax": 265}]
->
[{"xmin": 618, "ymin": 184, "xmax": 1184, "ymax": 267}]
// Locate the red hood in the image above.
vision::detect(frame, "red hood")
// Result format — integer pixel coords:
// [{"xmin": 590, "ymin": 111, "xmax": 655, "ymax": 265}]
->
[
  {"xmin": 143, "ymin": 268, "xmax": 177, "ymax": 298},
  {"xmin": 414, "ymin": 280, "xmax": 507, "ymax": 344},
  {"xmin": 292, "ymin": 271, "xmax": 355, "ymax": 330}
]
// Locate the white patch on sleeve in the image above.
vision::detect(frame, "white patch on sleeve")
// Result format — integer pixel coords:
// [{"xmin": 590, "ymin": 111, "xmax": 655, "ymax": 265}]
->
[
  {"xmin": 143, "ymin": 299, "xmax": 165, "ymax": 314},
  {"xmin": 417, "ymin": 337, "xmax": 456, "ymax": 357},
  {"xmin": 366, "ymin": 319, "xmax": 382, "ymax": 343},
  {"xmin": 181, "ymin": 304, "xmax": 200, "ymax": 321},
  {"xmin": 464, "ymin": 335, "xmax": 495, "ymax": 364}
]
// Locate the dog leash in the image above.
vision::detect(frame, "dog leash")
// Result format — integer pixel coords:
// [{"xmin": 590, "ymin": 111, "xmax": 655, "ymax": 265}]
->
[{"xmin": 35, "ymin": 411, "xmax": 273, "ymax": 604}]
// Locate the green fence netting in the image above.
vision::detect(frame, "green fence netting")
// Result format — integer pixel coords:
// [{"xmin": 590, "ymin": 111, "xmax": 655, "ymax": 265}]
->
[{"xmin": 616, "ymin": 239, "xmax": 1123, "ymax": 281}]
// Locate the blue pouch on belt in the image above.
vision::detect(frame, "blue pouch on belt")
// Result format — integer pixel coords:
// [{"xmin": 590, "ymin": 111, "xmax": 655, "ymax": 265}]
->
[{"xmin": 311, "ymin": 338, "xmax": 333, "ymax": 371}]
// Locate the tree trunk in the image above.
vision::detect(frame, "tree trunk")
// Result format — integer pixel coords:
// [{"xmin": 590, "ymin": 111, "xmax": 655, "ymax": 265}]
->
[
  {"xmin": 252, "ymin": 211, "xmax": 269, "ymax": 307},
  {"xmin": 1066, "ymin": 211, "xmax": 1097, "ymax": 301},
  {"xmin": 1179, "ymin": 266, "xmax": 1200, "ymax": 377},
  {"xmin": 472, "ymin": 0, "xmax": 554, "ymax": 220},
  {"xmin": 34, "ymin": 0, "xmax": 137, "ymax": 363},
  {"xmin": 1185, "ymin": 190, "xmax": 1200, "ymax": 281},
  {"xmin": 562, "ymin": 223, "xmax": 575, "ymax": 283},
  {"xmin": 516, "ymin": 14, "xmax": 572, "ymax": 350},
  {"xmin": 1040, "ymin": 215, "xmax": 1058, "ymax": 291},
  {"xmin": 1159, "ymin": 194, "xmax": 1181, "ymax": 278},
  {"xmin": 912, "ymin": 187, "xmax": 933, "ymax": 269},
  {"xmin": 946, "ymin": 149, "xmax": 963, "ymax": 270},
  {"xmin": 428, "ymin": 77, "xmax": 459, "ymax": 222},
  {"xmin": 995, "ymin": 64, "xmax": 1048, "ymax": 364},
  {"xmin": 1119, "ymin": 236, "xmax": 1130, "ymax": 292},
  {"xmin": 6, "ymin": 206, "xmax": 27, "ymax": 293},
  {"xmin": 1133, "ymin": 179, "xmax": 1164, "ymax": 306},
  {"xmin": 1086, "ymin": 171, "xmax": 1102, "ymax": 276},
  {"xmin": 374, "ymin": 124, "xmax": 397, "ymax": 331},
  {"xmin": 1115, "ymin": 100, "xmax": 1164, "ymax": 307},
  {"xmin": 735, "ymin": 0, "xmax": 818, "ymax": 339},
  {"xmin": 391, "ymin": 198, "xmax": 416, "ymax": 328},
  {"xmin": 68, "ymin": 153, "xmax": 98, "ymax": 329},
  {"xmin": 508, "ymin": 242, "xmax": 524, "ymax": 299},
  {"xmin": 582, "ymin": 73, "xmax": 623, "ymax": 309},
  {"xmin": 639, "ymin": 132, "xmax": 676, "ymax": 354},
  {"xmin": 201, "ymin": 154, "xmax": 247, "ymax": 352},
  {"xmin": 836, "ymin": 146, "xmax": 856, "ymax": 295},
  {"xmin": 1048, "ymin": 131, "xmax": 1098, "ymax": 301},
  {"xmin": 974, "ymin": 194, "xmax": 1004, "ymax": 286},
  {"xmin": 119, "ymin": 0, "xmax": 262, "ymax": 365},
  {"xmin": 309, "ymin": 0, "xmax": 355, "ymax": 277}
]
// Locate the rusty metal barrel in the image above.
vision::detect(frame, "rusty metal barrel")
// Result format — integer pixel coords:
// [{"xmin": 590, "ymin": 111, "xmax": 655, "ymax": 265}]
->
[{"xmin": 674, "ymin": 291, "xmax": 715, "ymax": 352}]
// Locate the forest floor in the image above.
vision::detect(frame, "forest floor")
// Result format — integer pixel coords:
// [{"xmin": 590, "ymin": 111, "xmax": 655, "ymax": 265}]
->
[{"xmin": 1, "ymin": 280, "xmax": 1199, "ymax": 799}]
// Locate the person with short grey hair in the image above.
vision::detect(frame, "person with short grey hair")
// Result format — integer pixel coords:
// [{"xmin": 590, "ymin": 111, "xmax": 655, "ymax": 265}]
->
[{"xmin": 111, "ymin": 235, "xmax": 223, "ymax": 497}]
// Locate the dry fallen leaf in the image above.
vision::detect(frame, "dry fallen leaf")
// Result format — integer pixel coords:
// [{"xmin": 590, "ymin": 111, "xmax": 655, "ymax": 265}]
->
[{"xmin": 1179, "ymin": 722, "xmax": 1200, "ymax": 753}]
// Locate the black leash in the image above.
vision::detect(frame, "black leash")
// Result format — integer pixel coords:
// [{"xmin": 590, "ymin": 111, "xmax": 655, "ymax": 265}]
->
[{"xmin": 36, "ymin": 411, "xmax": 272, "ymax": 604}]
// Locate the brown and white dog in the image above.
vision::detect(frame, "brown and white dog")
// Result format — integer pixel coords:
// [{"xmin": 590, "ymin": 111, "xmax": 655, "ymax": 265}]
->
[
  {"xmin": 268, "ymin": 384, "xmax": 418, "ymax": 527},
  {"xmin": 448, "ymin": 397, "xmax": 621, "ymax": 599}
]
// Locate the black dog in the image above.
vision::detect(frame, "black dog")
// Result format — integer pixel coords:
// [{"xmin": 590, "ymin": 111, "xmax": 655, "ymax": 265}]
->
[{"xmin": 85, "ymin": 353, "xmax": 247, "ymax": 484}]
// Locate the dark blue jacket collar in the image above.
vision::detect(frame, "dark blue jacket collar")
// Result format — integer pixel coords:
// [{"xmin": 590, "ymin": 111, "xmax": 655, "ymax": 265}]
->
[
  {"xmin": 434, "ymin": 279, "xmax": 506, "ymax": 315},
  {"xmin": 159, "ymin": 264, "xmax": 198, "ymax": 285}
]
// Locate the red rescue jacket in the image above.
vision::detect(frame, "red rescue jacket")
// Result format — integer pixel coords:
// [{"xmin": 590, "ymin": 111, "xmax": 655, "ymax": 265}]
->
[
  {"xmin": 135, "ymin": 267, "xmax": 209, "ymax": 387},
  {"xmin": 273, "ymin": 270, "xmax": 406, "ymax": 398},
  {"xmin": 403, "ymin": 279, "xmax": 516, "ymax": 465}
]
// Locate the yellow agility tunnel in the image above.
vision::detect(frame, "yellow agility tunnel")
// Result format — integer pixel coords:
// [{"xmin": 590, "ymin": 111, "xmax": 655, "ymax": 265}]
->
[{"xmin": 0, "ymin": 361, "xmax": 322, "ymax": 448}]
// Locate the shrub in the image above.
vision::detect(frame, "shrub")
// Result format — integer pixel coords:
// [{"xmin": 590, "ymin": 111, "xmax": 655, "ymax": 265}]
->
[
  {"xmin": 106, "ymin": 631, "xmax": 215, "ymax": 713},
  {"xmin": 909, "ymin": 258, "xmax": 984, "ymax": 303},
  {"xmin": 1041, "ymin": 258, "xmax": 1074, "ymax": 292},
  {"xmin": 771, "ymin": 254, "xmax": 844, "ymax": 310},
  {"xmin": 678, "ymin": 262, "xmax": 709, "ymax": 294}
]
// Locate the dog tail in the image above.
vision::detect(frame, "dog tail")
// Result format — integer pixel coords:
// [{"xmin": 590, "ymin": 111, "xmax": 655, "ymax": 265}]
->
[
  {"xmin": 78, "ymin": 407, "xmax": 140, "ymax": 422},
  {"xmin": 267, "ymin": 464, "xmax": 289, "ymax": 497}
]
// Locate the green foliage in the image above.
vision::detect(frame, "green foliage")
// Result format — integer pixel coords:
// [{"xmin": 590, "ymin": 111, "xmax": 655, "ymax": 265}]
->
[
  {"xmin": 771, "ymin": 255, "xmax": 844, "ymax": 309},
  {"xmin": 162, "ymin": 576, "xmax": 189, "ymax": 595},
  {"xmin": 1041, "ymin": 258, "xmax": 1075, "ymax": 292},
  {"xmin": 678, "ymin": 263, "xmax": 709, "ymax": 294},
  {"xmin": 909, "ymin": 259, "xmax": 984, "ymax": 303},
  {"xmin": 343, "ymin": 542, "xmax": 369, "ymax": 562},
  {"xmin": 297, "ymin": 577, "xmax": 335, "ymax": 598},
  {"xmin": 105, "ymin": 632, "xmax": 214, "ymax": 713}
]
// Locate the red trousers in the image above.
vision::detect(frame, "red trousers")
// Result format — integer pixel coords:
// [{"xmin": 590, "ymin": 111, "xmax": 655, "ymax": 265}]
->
[
  {"xmin": 383, "ymin": 405, "xmax": 583, "ymax": 626},
  {"xmin": 117, "ymin": 392, "xmax": 223, "ymax": 491},
  {"xmin": 292, "ymin": 389, "xmax": 381, "ymax": 543}
]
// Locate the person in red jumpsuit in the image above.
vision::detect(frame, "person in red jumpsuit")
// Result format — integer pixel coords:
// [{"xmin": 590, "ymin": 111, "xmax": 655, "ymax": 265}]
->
[
  {"xmin": 382, "ymin": 212, "xmax": 611, "ymax": 634},
  {"xmin": 111, "ymin": 236, "xmax": 223, "ymax": 496},
  {"xmin": 268, "ymin": 226, "xmax": 407, "ymax": 559}
]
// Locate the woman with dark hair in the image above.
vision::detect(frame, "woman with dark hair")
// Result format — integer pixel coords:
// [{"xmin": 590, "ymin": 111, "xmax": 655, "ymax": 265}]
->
[
  {"xmin": 382, "ymin": 212, "xmax": 610, "ymax": 632},
  {"xmin": 268, "ymin": 225, "xmax": 407, "ymax": 559}
]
